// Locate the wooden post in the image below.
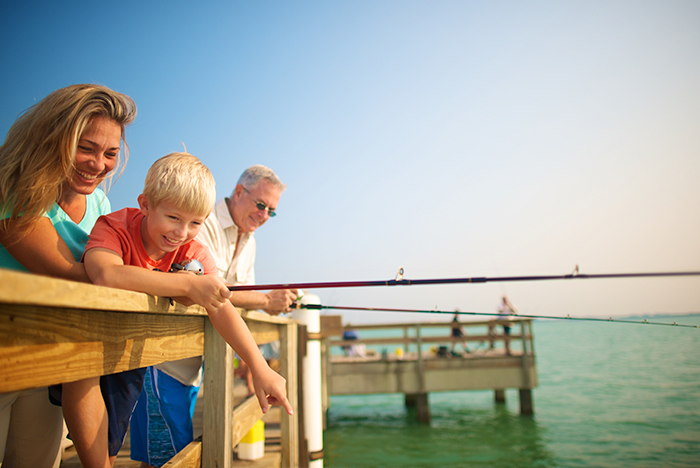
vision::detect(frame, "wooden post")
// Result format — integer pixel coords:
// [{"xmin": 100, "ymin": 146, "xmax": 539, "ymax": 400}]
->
[
  {"xmin": 416, "ymin": 325, "xmax": 425, "ymax": 391},
  {"xmin": 297, "ymin": 325, "xmax": 308, "ymax": 468},
  {"xmin": 488, "ymin": 320, "xmax": 496, "ymax": 349},
  {"xmin": 292, "ymin": 295, "xmax": 325, "ymax": 468},
  {"xmin": 405, "ymin": 393, "xmax": 417, "ymax": 407},
  {"xmin": 321, "ymin": 337, "xmax": 329, "ymax": 430},
  {"xmin": 279, "ymin": 320, "xmax": 299, "ymax": 468},
  {"xmin": 494, "ymin": 389, "xmax": 506, "ymax": 403},
  {"xmin": 203, "ymin": 318, "xmax": 234, "ymax": 468},
  {"xmin": 414, "ymin": 326, "xmax": 430, "ymax": 424},
  {"xmin": 519, "ymin": 389, "xmax": 534, "ymax": 415},
  {"xmin": 414, "ymin": 393, "xmax": 431, "ymax": 424},
  {"xmin": 520, "ymin": 320, "xmax": 531, "ymax": 387},
  {"xmin": 519, "ymin": 320, "xmax": 535, "ymax": 415}
]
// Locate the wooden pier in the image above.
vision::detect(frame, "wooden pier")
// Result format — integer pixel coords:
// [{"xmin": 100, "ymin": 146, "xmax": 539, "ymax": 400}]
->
[
  {"xmin": 320, "ymin": 318, "xmax": 538, "ymax": 422},
  {"xmin": 0, "ymin": 269, "xmax": 300, "ymax": 468},
  {"xmin": 1, "ymin": 269, "xmax": 539, "ymax": 467}
]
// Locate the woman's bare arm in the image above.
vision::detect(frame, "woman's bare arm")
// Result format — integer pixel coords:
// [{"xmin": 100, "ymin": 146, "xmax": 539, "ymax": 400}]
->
[{"xmin": 0, "ymin": 217, "xmax": 90, "ymax": 282}]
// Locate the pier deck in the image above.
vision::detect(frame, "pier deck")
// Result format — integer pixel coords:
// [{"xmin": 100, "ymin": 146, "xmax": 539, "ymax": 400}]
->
[{"xmin": 322, "ymin": 318, "xmax": 538, "ymax": 420}]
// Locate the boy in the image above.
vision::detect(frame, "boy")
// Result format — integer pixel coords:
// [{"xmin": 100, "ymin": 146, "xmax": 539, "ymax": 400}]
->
[{"xmin": 83, "ymin": 153, "xmax": 292, "ymax": 466}]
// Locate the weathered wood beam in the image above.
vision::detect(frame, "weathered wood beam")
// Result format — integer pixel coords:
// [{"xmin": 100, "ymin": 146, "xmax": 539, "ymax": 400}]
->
[
  {"xmin": 279, "ymin": 321, "xmax": 299, "ymax": 468},
  {"xmin": 202, "ymin": 319, "xmax": 234, "ymax": 468},
  {"xmin": 231, "ymin": 396, "xmax": 263, "ymax": 447},
  {"xmin": 0, "ymin": 269, "xmax": 206, "ymax": 316},
  {"xmin": 328, "ymin": 333, "xmax": 529, "ymax": 346},
  {"xmin": 162, "ymin": 440, "xmax": 201, "ymax": 468},
  {"xmin": 0, "ymin": 304, "xmax": 204, "ymax": 392}
]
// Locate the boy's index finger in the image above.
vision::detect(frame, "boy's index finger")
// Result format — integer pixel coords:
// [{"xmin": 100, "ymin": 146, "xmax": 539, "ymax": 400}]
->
[{"xmin": 280, "ymin": 394, "xmax": 294, "ymax": 415}]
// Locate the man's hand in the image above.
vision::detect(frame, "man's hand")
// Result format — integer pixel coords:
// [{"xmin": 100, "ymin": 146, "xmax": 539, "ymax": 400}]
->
[{"xmin": 263, "ymin": 289, "xmax": 298, "ymax": 315}]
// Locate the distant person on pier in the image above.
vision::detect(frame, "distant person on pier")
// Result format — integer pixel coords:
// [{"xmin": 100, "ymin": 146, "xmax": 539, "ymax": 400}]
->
[
  {"xmin": 129, "ymin": 164, "xmax": 297, "ymax": 467},
  {"xmin": 0, "ymin": 84, "xmax": 136, "ymax": 468},
  {"xmin": 342, "ymin": 325, "xmax": 366, "ymax": 357},
  {"xmin": 450, "ymin": 312, "xmax": 470, "ymax": 356},
  {"xmin": 497, "ymin": 296, "xmax": 518, "ymax": 355}
]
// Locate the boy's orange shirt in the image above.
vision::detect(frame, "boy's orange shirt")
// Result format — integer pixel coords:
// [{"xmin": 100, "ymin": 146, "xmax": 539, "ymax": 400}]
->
[{"xmin": 85, "ymin": 207, "xmax": 217, "ymax": 274}]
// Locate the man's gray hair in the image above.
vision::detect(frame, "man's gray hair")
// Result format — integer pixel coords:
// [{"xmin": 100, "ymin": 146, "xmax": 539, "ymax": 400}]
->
[{"xmin": 235, "ymin": 165, "xmax": 286, "ymax": 192}]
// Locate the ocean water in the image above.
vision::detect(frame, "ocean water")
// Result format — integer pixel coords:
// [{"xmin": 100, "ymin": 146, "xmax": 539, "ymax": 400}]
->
[{"xmin": 323, "ymin": 315, "xmax": 700, "ymax": 468}]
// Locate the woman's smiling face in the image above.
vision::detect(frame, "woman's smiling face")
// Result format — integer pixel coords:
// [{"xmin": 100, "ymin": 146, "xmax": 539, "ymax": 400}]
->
[{"xmin": 67, "ymin": 115, "xmax": 121, "ymax": 195}]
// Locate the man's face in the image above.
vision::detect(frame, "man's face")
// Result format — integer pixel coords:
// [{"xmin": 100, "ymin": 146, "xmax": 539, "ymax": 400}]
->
[{"xmin": 231, "ymin": 179, "xmax": 282, "ymax": 233}]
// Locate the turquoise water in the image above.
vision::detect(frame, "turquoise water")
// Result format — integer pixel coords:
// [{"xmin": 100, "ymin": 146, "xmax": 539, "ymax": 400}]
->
[{"xmin": 323, "ymin": 315, "xmax": 700, "ymax": 468}]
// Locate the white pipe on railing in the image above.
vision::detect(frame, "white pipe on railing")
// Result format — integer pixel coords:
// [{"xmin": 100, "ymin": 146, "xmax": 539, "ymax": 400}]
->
[{"xmin": 292, "ymin": 293, "xmax": 324, "ymax": 468}]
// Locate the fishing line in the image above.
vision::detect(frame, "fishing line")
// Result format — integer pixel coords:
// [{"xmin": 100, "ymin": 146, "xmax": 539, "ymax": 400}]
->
[
  {"xmin": 229, "ymin": 268, "xmax": 700, "ymax": 291},
  {"xmin": 291, "ymin": 303, "xmax": 699, "ymax": 328}
]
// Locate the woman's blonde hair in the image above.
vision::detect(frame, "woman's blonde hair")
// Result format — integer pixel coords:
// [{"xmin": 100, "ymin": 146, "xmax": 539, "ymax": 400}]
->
[
  {"xmin": 0, "ymin": 84, "xmax": 137, "ymax": 231},
  {"xmin": 143, "ymin": 152, "xmax": 216, "ymax": 218}
]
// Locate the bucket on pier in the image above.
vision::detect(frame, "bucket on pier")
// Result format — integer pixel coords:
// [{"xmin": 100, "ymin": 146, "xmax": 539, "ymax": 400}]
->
[{"xmin": 237, "ymin": 420, "xmax": 264, "ymax": 460}]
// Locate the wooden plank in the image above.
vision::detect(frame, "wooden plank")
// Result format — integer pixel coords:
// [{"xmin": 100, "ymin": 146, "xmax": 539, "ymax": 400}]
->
[
  {"xmin": 245, "ymin": 320, "xmax": 280, "ymax": 346},
  {"xmin": 163, "ymin": 440, "xmax": 202, "ymax": 468},
  {"xmin": 320, "ymin": 315, "xmax": 343, "ymax": 337},
  {"xmin": 278, "ymin": 322, "xmax": 299, "ymax": 468},
  {"xmin": 232, "ymin": 452, "xmax": 281, "ymax": 467},
  {"xmin": 328, "ymin": 356, "xmax": 537, "ymax": 395},
  {"xmin": 344, "ymin": 319, "xmax": 532, "ymax": 331},
  {"xmin": 0, "ymin": 269, "xmax": 207, "ymax": 316},
  {"xmin": 240, "ymin": 309, "xmax": 293, "ymax": 324},
  {"xmin": 0, "ymin": 304, "xmax": 203, "ymax": 392},
  {"xmin": 203, "ymin": 318, "xmax": 234, "ymax": 468},
  {"xmin": 232, "ymin": 396, "xmax": 264, "ymax": 447},
  {"xmin": 328, "ymin": 334, "xmax": 528, "ymax": 347}
]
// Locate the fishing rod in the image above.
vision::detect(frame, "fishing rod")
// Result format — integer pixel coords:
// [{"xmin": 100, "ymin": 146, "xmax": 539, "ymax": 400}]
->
[
  {"xmin": 291, "ymin": 303, "xmax": 699, "ymax": 329},
  {"xmin": 228, "ymin": 267, "xmax": 700, "ymax": 292}
]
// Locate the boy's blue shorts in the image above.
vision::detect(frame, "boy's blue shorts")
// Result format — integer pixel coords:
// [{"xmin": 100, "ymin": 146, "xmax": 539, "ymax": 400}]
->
[
  {"xmin": 49, "ymin": 368, "xmax": 146, "ymax": 456},
  {"xmin": 129, "ymin": 366, "xmax": 200, "ymax": 467}
]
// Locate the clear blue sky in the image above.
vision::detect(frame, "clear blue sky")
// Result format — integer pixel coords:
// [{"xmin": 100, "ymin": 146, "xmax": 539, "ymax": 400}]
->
[{"xmin": 2, "ymin": 1, "xmax": 699, "ymax": 323}]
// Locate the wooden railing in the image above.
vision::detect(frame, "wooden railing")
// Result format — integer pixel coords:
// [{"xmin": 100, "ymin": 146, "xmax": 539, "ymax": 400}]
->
[
  {"xmin": 322, "ymin": 318, "xmax": 537, "ymax": 416},
  {"xmin": 328, "ymin": 318, "xmax": 535, "ymax": 355},
  {"xmin": 0, "ymin": 269, "xmax": 299, "ymax": 468}
]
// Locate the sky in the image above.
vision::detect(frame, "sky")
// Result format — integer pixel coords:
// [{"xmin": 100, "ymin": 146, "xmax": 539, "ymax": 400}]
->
[{"xmin": 1, "ymin": 1, "xmax": 699, "ymax": 324}]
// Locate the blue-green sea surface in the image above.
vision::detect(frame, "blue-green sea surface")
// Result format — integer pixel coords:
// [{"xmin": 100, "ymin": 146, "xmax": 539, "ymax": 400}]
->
[{"xmin": 323, "ymin": 314, "xmax": 700, "ymax": 468}]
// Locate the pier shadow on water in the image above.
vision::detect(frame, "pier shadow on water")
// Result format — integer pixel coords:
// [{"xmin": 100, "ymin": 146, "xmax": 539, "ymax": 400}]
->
[{"xmin": 324, "ymin": 391, "xmax": 556, "ymax": 468}]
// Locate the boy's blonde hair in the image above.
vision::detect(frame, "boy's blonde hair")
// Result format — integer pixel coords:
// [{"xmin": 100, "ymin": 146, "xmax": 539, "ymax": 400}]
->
[{"xmin": 143, "ymin": 152, "xmax": 216, "ymax": 217}]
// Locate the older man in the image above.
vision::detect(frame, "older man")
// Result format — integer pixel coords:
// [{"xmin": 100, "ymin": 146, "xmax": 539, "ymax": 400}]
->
[
  {"xmin": 198, "ymin": 165, "xmax": 297, "ymax": 312},
  {"xmin": 129, "ymin": 165, "xmax": 296, "ymax": 468}
]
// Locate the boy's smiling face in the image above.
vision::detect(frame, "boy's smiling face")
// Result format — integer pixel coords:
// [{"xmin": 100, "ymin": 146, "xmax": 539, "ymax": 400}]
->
[{"xmin": 137, "ymin": 194, "xmax": 207, "ymax": 260}]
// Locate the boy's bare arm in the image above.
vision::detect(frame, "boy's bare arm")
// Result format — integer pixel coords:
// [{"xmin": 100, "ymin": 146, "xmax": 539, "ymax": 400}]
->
[
  {"xmin": 207, "ymin": 300, "xmax": 293, "ymax": 415},
  {"xmin": 84, "ymin": 248, "xmax": 230, "ymax": 310}
]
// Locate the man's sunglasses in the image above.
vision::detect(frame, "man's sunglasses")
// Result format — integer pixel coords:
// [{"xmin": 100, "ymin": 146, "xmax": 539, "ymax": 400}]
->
[{"xmin": 243, "ymin": 187, "xmax": 277, "ymax": 217}]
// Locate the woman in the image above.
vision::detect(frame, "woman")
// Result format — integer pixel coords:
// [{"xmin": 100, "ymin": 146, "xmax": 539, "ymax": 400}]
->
[{"xmin": 0, "ymin": 84, "xmax": 136, "ymax": 468}]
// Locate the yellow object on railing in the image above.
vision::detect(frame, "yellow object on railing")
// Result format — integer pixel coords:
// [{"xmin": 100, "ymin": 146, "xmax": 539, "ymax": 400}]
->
[{"xmin": 238, "ymin": 420, "xmax": 265, "ymax": 460}]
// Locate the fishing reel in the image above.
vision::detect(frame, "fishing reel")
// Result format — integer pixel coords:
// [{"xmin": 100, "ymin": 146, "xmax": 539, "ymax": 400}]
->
[{"xmin": 169, "ymin": 258, "xmax": 204, "ymax": 276}]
